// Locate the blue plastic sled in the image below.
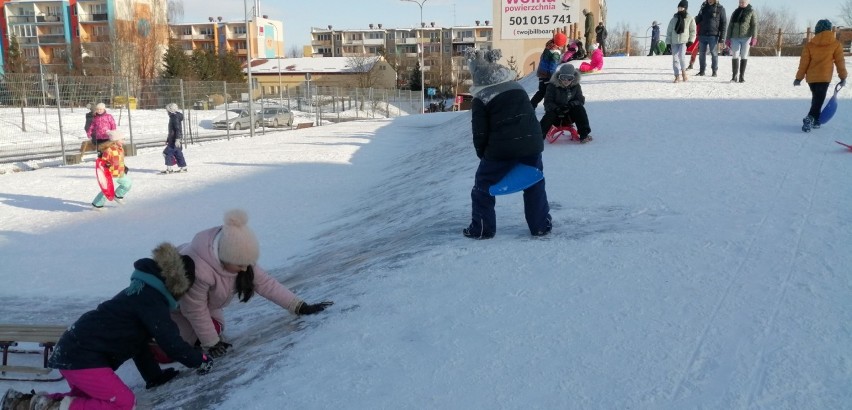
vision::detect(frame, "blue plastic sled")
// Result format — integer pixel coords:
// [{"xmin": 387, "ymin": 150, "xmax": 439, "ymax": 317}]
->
[
  {"xmin": 820, "ymin": 83, "xmax": 843, "ymax": 125},
  {"xmin": 489, "ymin": 164, "xmax": 544, "ymax": 196}
]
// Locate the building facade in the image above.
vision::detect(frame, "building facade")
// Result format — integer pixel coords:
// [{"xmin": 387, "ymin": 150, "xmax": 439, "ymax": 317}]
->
[
  {"xmin": 308, "ymin": 20, "xmax": 493, "ymax": 94},
  {"xmin": 168, "ymin": 14, "xmax": 284, "ymax": 63}
]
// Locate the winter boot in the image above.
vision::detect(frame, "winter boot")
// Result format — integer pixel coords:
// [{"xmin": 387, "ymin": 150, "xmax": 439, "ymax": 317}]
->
[
  {"xmin": 686, "ymin": 63, "xmax": 693, "ymax": 70},
  {"xmin": 812, "ymin": 118, "xmax": 821, "ymax": 129},
  {"xmin": 711, "ymin": 70, "xmax": 717, "ymax": 77},
  {"xmin": 681, "ymin": 70, "xmax": 688, "ymax": 82},
  {"xmin": 802, "ymin": 116, "xmax": 813, "ymax": 133},
  {"xmin": 1, "ymin": 389, "xmax": 33, "ymax": 410},
  {"xmin": 463, "ymin": 227, "xmax": 494, "ymax": 240},
  {"xmin": 731, "ymin": 59, "xmax": 739, "ymax": 82},
  {"xmin": 738, "ymin": 59, "xmax": 747, "ymax": 83},
  {"xmin": 28, "ymin": 393, "xmax": 63, "ymax": 410}
]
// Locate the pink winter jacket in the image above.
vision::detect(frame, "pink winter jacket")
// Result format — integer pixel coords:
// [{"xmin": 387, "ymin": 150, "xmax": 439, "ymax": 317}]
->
[
  {"xmin": 87, "ymin": 112, "xmax": 116, "ymax": 142},
  {"xmin": 171, "ymin": 226, "xmax": 304, "ymax": 347}
]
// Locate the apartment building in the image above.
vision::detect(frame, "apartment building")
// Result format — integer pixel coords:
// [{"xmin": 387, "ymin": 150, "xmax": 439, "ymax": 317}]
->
[
  {"xmin": 168, "ymin": 15, "xmax": 284, "ymax": 63},
  {"xmin": 308, "ymin": 21, "xmax": 493, "ymax": 94},
  {"xmin": 0, "ymin": 0, "xmax": 169, "ymax": 75}
]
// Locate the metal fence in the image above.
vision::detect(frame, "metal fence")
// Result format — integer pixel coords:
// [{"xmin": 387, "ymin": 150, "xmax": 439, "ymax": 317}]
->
[{"xmin": 0, "ymin": 74, "xmax": 423, "ymax": 166}]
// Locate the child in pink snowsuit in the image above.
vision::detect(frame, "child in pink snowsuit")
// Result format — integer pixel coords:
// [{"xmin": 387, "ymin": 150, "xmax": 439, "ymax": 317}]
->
[{"xmin": 580, "ymin": 44, "xmax": 604, "ymax": 73}]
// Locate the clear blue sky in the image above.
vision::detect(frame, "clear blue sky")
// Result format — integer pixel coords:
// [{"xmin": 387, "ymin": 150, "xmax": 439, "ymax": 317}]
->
[{"xmin": 180, "ymin": 0, "xmax": 844, "ymax": 50}]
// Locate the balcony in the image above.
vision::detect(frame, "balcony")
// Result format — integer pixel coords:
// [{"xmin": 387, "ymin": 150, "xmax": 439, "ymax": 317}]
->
[
  {"xmin": 7, "ymin": 16, "xmax": 37, "ymax": 23},
  {"xmin": 82, "ymin": 34, "xmax": 110, "ymax": 43},
  {"xmin": 364, "ymin": 38, "xmax": 384, "ymax": 45},
  {"xmin": 38, "ymin": 35, "xmax": 67, "ymax": 44},
  {"xmin": 312, "ymin": 40, "xmax": 332, "ymax": 46},
  {"xmin": 79, "ymin": 13, "xmax": 109, "ymax": 22},
  {"xmin": 36, "ymin": 15, "xmax": 62, "ymax": 23}
]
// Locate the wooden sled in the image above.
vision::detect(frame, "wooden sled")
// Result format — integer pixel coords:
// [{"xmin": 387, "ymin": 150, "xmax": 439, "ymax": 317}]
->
[{"xmin": 0, "ymin": 324, "xmax": 67, "ymax": 382}]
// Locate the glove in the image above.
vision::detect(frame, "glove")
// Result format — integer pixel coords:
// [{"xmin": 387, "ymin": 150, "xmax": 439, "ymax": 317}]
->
[
  {"xmin": 197, "ymin": 354, "xmax": 213, "ymax": 375},
  {"xmin": 204, "ymin": 340, "xmax": 232, "ymax": 358},
  {"xmin": 840, "ymin": 79, "xmax": 847, "ymax": 87},
  {"xmin": 297, "ymin": 301, "xmax": 334, "ymax": 315},
  {"xmin": 686, "ymin": 41, "xmax": 693, "ymax": 49},
  {"xmin": 793, "ymin": 79, "xmax": 801, "ymax": 86},
  {"xmin": 725, "ymin": 39, "xmax": 731, "ymax": 48},
  {"xmin": 749, "ymin": 37, "xmax": 757, "ymax": 46},
  {"xmin": 145, "ymin": 368, "xmax": 179, "ymax": 389},
  {"xmin": 97, "ymin": 151, "xmax": 103, "ymax": 158},
  {"xmin": 569, "ymin": 100, "xmax": 582, "ymax": 108}
]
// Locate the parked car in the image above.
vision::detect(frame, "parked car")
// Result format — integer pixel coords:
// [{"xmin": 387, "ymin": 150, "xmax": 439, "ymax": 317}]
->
[
  {"xmin": 257, "ymin": 106, "xmax": 293, "ymax": 128},
  {"xmin": 212, "ymin": 109, "xmax": 257, "ymax": 130}
]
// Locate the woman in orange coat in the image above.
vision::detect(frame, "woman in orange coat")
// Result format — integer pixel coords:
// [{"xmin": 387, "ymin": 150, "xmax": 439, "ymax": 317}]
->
[{"xmin": 794, "ymin": 19, "xmax": 847, "ymax": 132}]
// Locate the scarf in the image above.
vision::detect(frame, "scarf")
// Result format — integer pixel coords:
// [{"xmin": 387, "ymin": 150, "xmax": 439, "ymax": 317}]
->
[
  {"xmin": 125, "ymin": 270, "xmax": 179, "ymax": 311},
  {"xmin": 674, "ymin": 11, "xmax": 687, "ymax": 34},
  {"xmin": 731, "ymin": 6, "xmax": 749, "ymax": 24}
]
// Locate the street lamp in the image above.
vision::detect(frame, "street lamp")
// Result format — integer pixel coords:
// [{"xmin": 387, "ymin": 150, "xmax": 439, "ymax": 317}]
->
[
  {"xmin": 244, "ymin": 0, "xmax": 255, "ymax": 137},
  {"xmin": 401, "ymin": 0, "xmax": 426, "ymax": 114}
]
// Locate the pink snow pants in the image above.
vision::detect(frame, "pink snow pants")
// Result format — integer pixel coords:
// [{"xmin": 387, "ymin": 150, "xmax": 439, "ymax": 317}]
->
[{"xmin": 52, "ymin": 368, "xmax": 135, "ymax": 410}]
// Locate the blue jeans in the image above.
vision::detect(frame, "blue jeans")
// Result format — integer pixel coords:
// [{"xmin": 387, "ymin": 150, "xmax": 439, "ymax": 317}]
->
[
  {"xmin": 698, "ymin": 35, "xmax": 719, "ymax": 73},
  {"xmin": 671, "ymin": 43, "xmax": 687, "ymax": 75},
  {"xmin": 730, "ymin": 37, "xmax": 751, "ymax": 60},
  {"xmin": 468, "ymin": 154, "xmax": 551, "ymax": 236}
]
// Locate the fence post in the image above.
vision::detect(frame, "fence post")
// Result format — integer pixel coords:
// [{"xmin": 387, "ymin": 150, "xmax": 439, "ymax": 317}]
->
[
  {"xmin": 224, "ymin": 81, "xmax": 230, "ymax": 140},
  {"xmin": 626, "ymin": 31, "xmax": 631, "ymax": 56},
  {"xmin": 125, "ymin": 77, "xmax": 135, "ymax": 156},
  {"xmin": 55, "ymin": 74, "xmax": 69, "ymax": 165},
  {"xmin": 776, "ymin": 28, "xmax": 782, "ymax": 56}
]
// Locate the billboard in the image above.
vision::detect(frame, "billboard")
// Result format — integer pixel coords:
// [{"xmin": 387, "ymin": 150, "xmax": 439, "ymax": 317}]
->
[{"xmin": 500, "ymin": 0, "xmax": 580, "ymax": 40}]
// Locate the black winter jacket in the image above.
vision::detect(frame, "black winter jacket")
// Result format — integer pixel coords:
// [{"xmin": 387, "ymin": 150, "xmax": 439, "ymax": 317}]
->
[
  {"xmin": 695, "ymin": 1, "xmax": 727, "ymax": 39},
  {"xmin": 167, "ymin": 112, "xmax": 184, "ymax": 148},
  {"xmin": 48, "ymin": 258, "xmax": 204, "ymax": 384},
  {"xmin": 471, "ymin": 81, "xmax": 543, "ymax": 161},
  {"xmin": 543, "ymin": 82, "xmax": 585, "ymax": 114}
]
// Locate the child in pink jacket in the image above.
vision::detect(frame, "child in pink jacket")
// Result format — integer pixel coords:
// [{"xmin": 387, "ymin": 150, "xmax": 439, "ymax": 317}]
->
[
  {"xmin": 164, "ymin": 209, "xmax": 333, "ymax": 360},
  {"xmin": 87, "ymin": 103, "xmax": 117, "ymax": 147},
  {"xmin": 579, "ymin": 43, "xmax": 604, "ymax": 73}
]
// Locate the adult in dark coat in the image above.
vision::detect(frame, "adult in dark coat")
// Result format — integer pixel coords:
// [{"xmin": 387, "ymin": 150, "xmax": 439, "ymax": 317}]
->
[
  {"xmin": 583, "ymin": 9, "xmax": 595, "ymax": 54},
  {"xmin": 694, "ymin": 0, "xmax": 727, "ymax": 76},
  {"xmin": 0, "ymin": 243, "xmax": 214, "ymax": 410},
  {"xmin": 540, "ymin": 63, "xmax": 592, "ymax": 141},
  {"xmin": 463, "ymin": 48, "xmax": 552, "ymax": 239},
  {"xmin": 595, "ymin": 22, "xmax": 608, "ymax": 56},
  {"xmin": 163, "ymin": 103, "xmax": 188, "ymax": 173}
]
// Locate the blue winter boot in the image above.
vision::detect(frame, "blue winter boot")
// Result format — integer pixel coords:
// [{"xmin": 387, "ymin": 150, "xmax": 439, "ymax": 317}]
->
[{"xmin": 802, "ymin": 116, "xmax": 813, "ymax": 133}]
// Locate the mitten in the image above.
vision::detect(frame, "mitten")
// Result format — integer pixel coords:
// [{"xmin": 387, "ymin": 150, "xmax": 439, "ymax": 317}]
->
[
  {"xmin": 145, "ymin": 368, "xmax": 179, "ymax": 389},
  {"xmin": 749, "ymin": 37, "xmax": 757, "ymax": 46},
  {"xmin": 204, "ymin": 341, "xmax": 232, "ymax": 358},
  {"xmin": 686, "ymin": 41, "xmax": 693, "ymax": 49},
  {"xmin": 793, "ymin": 79, "xmax": 801, "ymax": 86},
  {"xmin": 840, "ymin": 79, "xmax": 847, "ymax": 87},
  {"xmin": 97, "ymin": 151, "xmax": 103, "ymax": 158},
  {"xmin": 725, "ymin": 39, "xmax": 731, "ymax": 48},
  {"xmin": 197, "ymin": 354, "xmax": 213, "ymax": 375},
  {"xmin": 297, "ymin": 301, "xmax": 334, "ymax": 315}
]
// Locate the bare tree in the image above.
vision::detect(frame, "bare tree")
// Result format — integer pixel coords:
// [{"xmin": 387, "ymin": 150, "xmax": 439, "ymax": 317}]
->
[
  {"xmin": 345, "ymin": 55, "xmax": 380, "ymax": 89},
  {"xmin": 608, "ymin": 22, "xmax": 641, "ymax": 56},
  {"xmin": 753, "ymin": 5, "xmax": 800, "ymax": 51},
  {"xmin": 167, "ymin": 0, "xmax": 184, "ymax": 23},
  {"xmin": 841, "ymin": 0, "xmax": 852, "ymax": 26},
  {"xmin": 287, "ymin": 45, "xmax": 302, "ymax": 58}
]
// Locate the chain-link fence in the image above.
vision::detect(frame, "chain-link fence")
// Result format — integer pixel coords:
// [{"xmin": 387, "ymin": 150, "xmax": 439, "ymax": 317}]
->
[{"xmin": 0, "ymin": 73, "xmax": 422, "ymax": 167}]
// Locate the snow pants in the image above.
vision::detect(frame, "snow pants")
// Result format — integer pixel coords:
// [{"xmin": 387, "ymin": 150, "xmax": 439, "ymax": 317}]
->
[
  {"xmin": 50, "ymin": 368, "xmax": 135, "ymax": 410},
  {"xmin": 163, "ymin": 146, "xmax": 187, "ymax": 167},
  {"xmin": 468, "ymin": 153, "xmax": 551, "ymax": 237},
  {"xmin": 807, "ymin": 82, "xmax": 830, "ymax": 122},
  {"xmin": 530, "ymin": 79, "xmax": 548, "ymax": 108},
  {"xmin": 540, "ymin": 105, "xmax": 591, "ymax": 138},
  {"xmin": 92, "ymin": 175, "xmax": 132, "ymax": 207}
]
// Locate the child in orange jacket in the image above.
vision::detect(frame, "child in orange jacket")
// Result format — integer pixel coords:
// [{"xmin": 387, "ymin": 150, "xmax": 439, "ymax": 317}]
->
[
  {"xmin": 92, "ymin": 130, "xmax": 132, "ymax": 208},
  {"xmin": 794, "ymin": 19, "xmax": 847, "ymax": 132}
]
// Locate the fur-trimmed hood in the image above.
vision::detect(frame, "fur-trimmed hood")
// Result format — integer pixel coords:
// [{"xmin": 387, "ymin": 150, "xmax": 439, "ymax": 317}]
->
[
  {"xmin": 550, "ymin": 63, "xmax": 582, "ymax": 87},
  {"xmin": 133, "ymin": 242, "xmax": 195, "ymax": 299}
]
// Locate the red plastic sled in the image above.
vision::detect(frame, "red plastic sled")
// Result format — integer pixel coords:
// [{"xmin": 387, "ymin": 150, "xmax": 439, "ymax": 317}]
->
[
  {"xmin": 545, "ymin": 125, "xmax": 580, "ymax": 143},
  {"xmin": 836, "ymin": 141, "xmax": 852, "ymax": 151},
  {"xmin": 95, "ymin": 158, "xmax": 115, "ymax": 201}
]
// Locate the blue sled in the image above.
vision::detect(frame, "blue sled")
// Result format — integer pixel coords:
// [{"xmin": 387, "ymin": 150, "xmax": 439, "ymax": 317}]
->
[
  {"xmin": 489, "ymin": 164, "xmax": 544, "ymax": 196},
  {"xmin": 820, "ymin": 83, "xmax": 843, "ymax": 125}
]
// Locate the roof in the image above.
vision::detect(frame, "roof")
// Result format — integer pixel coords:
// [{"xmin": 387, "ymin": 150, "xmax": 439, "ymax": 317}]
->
[{"xmin": 245, "ymin": 56, "xmax": 383, "ymax": 74}]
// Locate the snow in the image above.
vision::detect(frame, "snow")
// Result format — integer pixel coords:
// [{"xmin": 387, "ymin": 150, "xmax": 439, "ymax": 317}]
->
[{"xmin": 1, "ymin": 55, "xmax": 851, "ymax": 409}]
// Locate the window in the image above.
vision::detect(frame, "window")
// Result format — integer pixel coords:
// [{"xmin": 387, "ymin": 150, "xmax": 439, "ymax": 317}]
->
[
  {"xmin": 233, "ymin": 26, "xmax": 246, "ymax": 35},
  {"xmin": 94, "ymin": 26, "xmax": 108, "ymax": 36},
  {"xmin": 89, "ymin": 4, "xmax": 106, "ymax": 14},
  {"xmin": 183, "ymin": 27, "xmax": 192, "ymax": 35}
]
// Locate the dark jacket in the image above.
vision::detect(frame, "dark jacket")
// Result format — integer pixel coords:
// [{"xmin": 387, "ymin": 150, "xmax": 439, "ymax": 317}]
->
[
  {"xmin": 651, "ymin": 25, "xmax": 660, "ymax": 42},
  {"xmin": 595, "ymin": 24, "xmax": 607, "ymax": 44},
  {"xmin": 471, "ymin": 81, "xmax": 543, "ymax": 161},
  {"xmin": 536, "ymin": 44, "xmax": 562, "ymax": 79},
  {"xmin": 543, "ymin": 79, "xmax": 586, "ymax": 115},
  {"xmin": 48, "ymin": 245, "xmax": 203, "ymax": 385},
  {"xmin": 695, "ymin": 1, "xmax": 727, "ymax": 40},
  {"xmin": 84, "ymin": 111, "xmax": 94, "ymax": 132},
  {"xmin": 167, "ymin": 111, "xmax": 184, "ymax": 148}
]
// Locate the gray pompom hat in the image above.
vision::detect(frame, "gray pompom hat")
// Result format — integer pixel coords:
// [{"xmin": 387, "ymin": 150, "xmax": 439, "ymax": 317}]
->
[{"xmin": 465, "ymin": 48, "xmax": 516, "ymax": 96}]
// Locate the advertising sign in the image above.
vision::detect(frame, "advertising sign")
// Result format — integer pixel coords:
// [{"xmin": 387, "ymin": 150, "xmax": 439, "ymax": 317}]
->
[{"xmin": 501, "ymin": 0, "xmax": 580, "ymax": 40}]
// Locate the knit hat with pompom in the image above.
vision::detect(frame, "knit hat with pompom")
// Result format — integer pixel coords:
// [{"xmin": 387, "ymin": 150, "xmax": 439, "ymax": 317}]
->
[
  {"xmin": 465, "ymin": 48, "xmax": 516, "ymax": 96},
  {"xmin": 218, "ymin": 209, "xmax": 259, "ymax": 266}
]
